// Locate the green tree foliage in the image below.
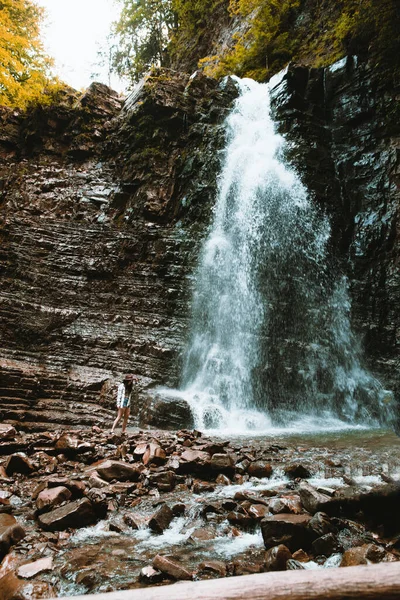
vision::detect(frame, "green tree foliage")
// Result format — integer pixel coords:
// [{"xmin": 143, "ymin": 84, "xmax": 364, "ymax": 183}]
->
[
  {"xmin": 0, "ymin": 0, "xmax": 55, "ymax": 108},
  {"xmin": 113, "ymin": 0, "xmax": 176, "ymax": 83}
]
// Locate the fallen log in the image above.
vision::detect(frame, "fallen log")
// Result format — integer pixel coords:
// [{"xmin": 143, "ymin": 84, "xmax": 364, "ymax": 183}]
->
[{"xmin": 58, "ymin": 562, "xmax": 400, "ymax": 600}]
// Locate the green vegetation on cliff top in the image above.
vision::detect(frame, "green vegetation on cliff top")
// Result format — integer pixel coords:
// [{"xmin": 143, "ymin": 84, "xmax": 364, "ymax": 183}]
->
[{"xmin": 114, "ymin": 0, "xmax": 399, "ymax": 84}]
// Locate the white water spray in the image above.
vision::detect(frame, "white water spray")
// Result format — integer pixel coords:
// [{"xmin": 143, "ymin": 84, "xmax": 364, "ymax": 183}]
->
[{"xmin": 178, "ymin": 76, "xmax": 383, "ymax": 433}]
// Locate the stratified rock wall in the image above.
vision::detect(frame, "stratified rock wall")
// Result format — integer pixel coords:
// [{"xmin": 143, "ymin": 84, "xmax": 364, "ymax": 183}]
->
[
  {"xmin": 270, "ymin": 57, "xmax": 399, "ymax": 401},
  {"xmin": 0, "ymin": 75, "xmax": 237, "ymax": 430}
]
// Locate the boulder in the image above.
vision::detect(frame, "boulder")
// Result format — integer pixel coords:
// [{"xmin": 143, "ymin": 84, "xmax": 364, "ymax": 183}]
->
[
  {"xmin": 265, "ymin": 544, "xmax": 292, "ymax": 571},
  {"xmin": 36, "ymin": 486, "xmax": 72, "ymax": 513},
  {"xmin": 152, "ymin": 554, "xmax": 193, "ymax": 580},
  {"xmin": 139, "ymin": 394, "xmax": 194, "ymax": 430},
  {"xmin": 149, "ymin": 504, "xmax": 173, "ymax": 534},
  {"xmin": 4, "ymin": 453, "xmax": 35, "ymax": 476},
  {"xmin": 299, "ymin": 481, "xmax": 332, "ymax": 514},
  {"xmin": 38, "ymin": 498, "xmax": 96, "ymax": 531},
  {"xmin": 0, "ymin": 514, "xmax": 26, "ymax": 560},
  {"xmin": 261, "ymin": 514, "xmax": 314, "ymax": 552},
  {"xmin": 210, "ymin": 453, "xmax": 236, "ymax": 473},
  {"xmin": 94, "ymin": 460, "xmax": 141, "ymax": 482}
]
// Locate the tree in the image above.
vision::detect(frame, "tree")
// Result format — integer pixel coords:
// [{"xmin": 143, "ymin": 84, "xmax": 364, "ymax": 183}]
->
[
  {"xmin": 0, "ymin": 0, "xmax": 55, "ymax": 108},
  {"xmin": 113, "ymin": 0, "xmax": 176, "ymax": 84}
]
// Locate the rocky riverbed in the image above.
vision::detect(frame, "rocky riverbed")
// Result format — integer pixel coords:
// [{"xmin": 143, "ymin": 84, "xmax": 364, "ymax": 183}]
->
[{"xmin": 1, "ymin": 423, "xmax": 399, "ymax": 598}]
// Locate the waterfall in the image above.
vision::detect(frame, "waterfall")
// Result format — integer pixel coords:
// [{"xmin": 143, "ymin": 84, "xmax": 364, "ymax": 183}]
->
[{"xmin": 178, "ymin": 76, "xmax": 385, "ymax": 433}]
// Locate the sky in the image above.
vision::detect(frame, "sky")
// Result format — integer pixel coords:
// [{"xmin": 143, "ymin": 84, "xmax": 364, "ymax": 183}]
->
[{"xmin": 35, "ymin": 0, "xmax": 126, "ymax": 92}]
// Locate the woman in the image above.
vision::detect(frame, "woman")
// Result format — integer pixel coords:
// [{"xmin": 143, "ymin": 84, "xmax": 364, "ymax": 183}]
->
[{"xmin": 111, "ymin": 373, "xmax": 138, "ymax": 434}]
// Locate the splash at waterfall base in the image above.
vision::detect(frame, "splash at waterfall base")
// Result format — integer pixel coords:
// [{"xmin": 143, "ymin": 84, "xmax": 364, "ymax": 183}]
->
[{"xmin": 0, "ymin": 425, "xmax": 399, "ymax": 598}]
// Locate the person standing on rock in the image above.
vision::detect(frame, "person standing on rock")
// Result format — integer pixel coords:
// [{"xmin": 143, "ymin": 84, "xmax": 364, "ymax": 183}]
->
[{"xmin": 111, "ymin": 374, "xmax": 138, "ymax": 434}]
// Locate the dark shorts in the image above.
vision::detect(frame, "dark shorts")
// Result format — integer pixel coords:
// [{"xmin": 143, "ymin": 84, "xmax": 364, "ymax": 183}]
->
[{"xmin": 118, "ymin": 396, "xmax": 131, "ymax": 409}]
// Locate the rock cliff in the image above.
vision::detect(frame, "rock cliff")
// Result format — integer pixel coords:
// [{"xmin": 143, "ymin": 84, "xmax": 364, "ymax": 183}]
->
[{"xmin": 0, "ymin": 56, "xmax": 398, "ymax": 430}]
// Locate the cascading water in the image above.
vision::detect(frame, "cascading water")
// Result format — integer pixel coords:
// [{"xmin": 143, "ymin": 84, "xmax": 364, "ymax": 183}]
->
[{"xmin": 177, "ymin": 75, "xmax": 386, "ymax": 433}]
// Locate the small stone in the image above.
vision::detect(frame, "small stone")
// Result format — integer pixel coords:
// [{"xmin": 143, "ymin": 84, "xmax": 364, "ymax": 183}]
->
[
  {"xmin": 265, "ymin": 544, "xmax": 292, "ymax": 571},
  {"xmin": 269, "ymin": 498, "xmax": 291, "ymax": 514},
  {"xmin": 149, "ymin": 470, "xmax": 176, "ymax": 492},
  {"xmin": 247, "ymin": 461, "xmax": 272, "ymax": 478},
  {"xmin": 227, "ymin": 512, "xmax": 253, "ymax": 528},
  {"xmin": 210, "ymin": 453, "xmax": 235, "ymax": 472},
  {"xmin": 4, "ymin": 453, "xmax": 35, "ymax": 476},
  {"xmin": 197, "ymin": 560, "xmax": 227, "ymax": 578},
  {"xmin": 216, "ymin": 474, "xmax": 231, "ymax": 485},
  {"xmin": 0, "ymin": 425, "xmax": 17, "ymax": 440},
  {"xmin": 17, "ymin": 556, "xmax": 53, "ymax": 579},
  {"xmin": 308, "ymin": 512, "xmax": 334, "ymax": 536},
  {"xmin": 312, "ymin": 532, "xmax": 341, "ymax": 557},
  {"xmin": 143, "ymin": 443, "xmax": 167, "ymax": 466},
  {"xmin": 340, "ymin": 544, "xmax": 388, "ymax": 567},
  {"xmin": 88, "ymin": 472, "xmax": 109, "ymax": 489},
  {"xmin": 149, "ymin": 504, "xmax": 173, "ymax": 534},
  {"xmin": 123, "ymin": 513, "xmax": 140, "ymax": 529},
  {"xmin": 190, "ymin": 526, "xmax": 216, "ymax": 541},
  {"xmin": 94, "ymin": 460, "xmax": 141, "ymax": 482},
  {"xmin": 299, "ymin": 481, "xmax": 331, "ymax": 514},
  {"xmin": 152, "ymin": 554, "xmax": 192, "ymax": 580},
  {"xmin": 248, "ymin": 504, "xmax": 269, "ymax": 520},
  {"xmin": 139, "ymin": 565, "xmax": 165, "ymax": 584},
  {"xmin": 292, "ymin": 549, "xmax": 310, "ymax": 562},
  {"xmin": 0, "ymin": 514, "xmax": 26, "ymax": 560},
  {"xmin": 36, "ymin": 486, "xmax": 72, "ymax": 513},
  {"xmin": 284, "ymin": 464, "xmax": 312, "ymax": 479}
]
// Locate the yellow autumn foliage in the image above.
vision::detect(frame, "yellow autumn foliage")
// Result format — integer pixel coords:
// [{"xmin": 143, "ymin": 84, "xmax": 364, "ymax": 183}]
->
[{"xmin": 0, "ymin": 0, "xmax": 58, "ymax": 108}]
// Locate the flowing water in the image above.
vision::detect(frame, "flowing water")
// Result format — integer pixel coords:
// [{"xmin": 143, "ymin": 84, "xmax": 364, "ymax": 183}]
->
[{"xmin": 177, "ymin": 75, "xmax": 390, "ymax": 433}]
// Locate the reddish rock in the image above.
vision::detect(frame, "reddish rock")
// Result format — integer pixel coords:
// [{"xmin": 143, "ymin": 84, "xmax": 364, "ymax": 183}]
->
[
  {"xmin": 210, "ymin": 453, "xmax": 236, "ymax": 472},
  {"xmin": 4, "ymin": 453, "xmax": 35, "ymax": 476},
  {"xmin": 269, "ymin": 498, "xmax": 292, "ymax": 514},
  {"xmin": 17, "ymin": 556, "xmax": 53, "ymax": 579},
  {"xmin": 55, "ymin": 434, "xmax": 80, "ymax": 452},
  {"xmin": 247, "ymin": 461, "xmax": 272, "ymax": 478},
  {"xmin": 94, "ymin": 460, "xmax": 141, "ymax": 482},
  {"xmin": 265, "ymin": 544, "xmax": 292, "ymax": 571},
  {"xmin": 0, "ymin": 514, "xmax": 26, "ymax": 560},
  {"xmin": 312, "ymin": 532, "xmax": 341, "ymax": 557},
  {"xmin": 149, "ymin": 470, "xmax": 176, "ymax": 492},
  {"xmin": 284, "ymin": 463, "xmax": 312, "ymax": 479},
  {"xmin": 36, "ymin": 486, "xmax": 72, "ymax": 513},
  {"xmin": 152, "ymin": 554, "xmax": 192, "ymax": 580},
  {"xmin": 299, "ymin": 481, "xmax": 332, "ymax": 514},
  {"xmin": 180, "ymin": 449, "xmax": 210, "ymax": 465},
  {"xmin": 143, "ymin": 443, "xmax": 167, "ymax": 466},
  {"xmin": 216, "ymin": 473, "xmax": 231, "ymax": 485},
  {"xmin": 149, "ymin": 504, "xmax": 173, "ymax": 533},
  {"xmin": 190, "ymin": 526, "xmax": 216, "ymax": 541},
  {"xmin": 193, "ymin": 481, "xmax": 215, "ymax": 494},
  {"xmin": 197, "ymin": 560, "xmax": 227, "ymax": 578},
  {"xmin": 88, "ymin": 472, "xmax": 109, "ymax": 489},
  {"xmin": 292, "ymin": 549, "xmax": 310, "ymax": 562},
  {"xmin": 38, "ymin": 498, "xmax": 96, "ymax": 531},
  {"xmin": 261, "ymin": 514, "xmax": 314, "ymax": 552},
  {"xmin": 123, "ymin": 513, "xmax": 140, "ymax": 529},
  {"xmin": 340, "ymin": 543, "xmax": 389, "ymax": 567},
  {"xmin": 248, "ymin": 503, "xmax": 269, "ymax": 520},
  {"xmin": 308, "ymin": 512, "xmax": 335, "ymax": 536},
  {"xmin": 227, "ymin": 512, "xmax": 253, "ymax": 528}
]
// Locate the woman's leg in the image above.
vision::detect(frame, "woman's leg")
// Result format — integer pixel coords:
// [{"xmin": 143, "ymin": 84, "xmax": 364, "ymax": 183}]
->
[
  {"xmin": 122, "ymin": 407, "xmax": 131, "ymax": 433},
  {"xmin": 111, "ymin": 408, "xmax": 124, "ymax": 432}
]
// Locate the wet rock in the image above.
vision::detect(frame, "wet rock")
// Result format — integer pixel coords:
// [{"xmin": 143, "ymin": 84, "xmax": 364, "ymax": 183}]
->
[
  {"xmin": 261, "ymin": 514, "xmax": 314, "ymax": 552},
  {"xmin": 284, "ymin": 463, "xmax": 312, "ymax": 479},
  {"xmin": 152, "ymin": 554, "xmax": 193, "ymax": 580},
  {"xmin": 216, "ymin": 474, "xmax": 231, "ymax": 485},
  {"xmin": 36, "ymin": 486, "xmax": 72, "ymax": 513},
  {"xmin": 149, "ymin": 503, "xmax": 173, "ymax": 533},
  {"xmin": 264, "ymin": 544, "xmax": 292, "ymax": 571},
  {"xmin": 193, "ymin": 481, "xmax": 215, "ymax": 494},
  {"xmin": 0, "ymin": 514, "xmax": 26, "ymax": 560},
  {"xmin": 299, "ymin": 481, "xmax": 332, "ymax": 514},
  {"xmin": 88, "ymin": 472, "xmax": 109, "ymax": 489},
  {"xmin": 210, "ymin": 453, "xmax": 236, "ymax": 473},
  {"xmin": 180, "ymin": 449, "xmax": 210, "ymax": 467},
  {"xmin": 17, "ymin": 556, "xmax": 53, "ymax": 579},
  {"xmin": 340, "ymin": 543, "xmax": 389, "ymax": 567},
  {"xmin": 235, "ymin": 459, "xmax": 250, "ymax": 474},
  {"xmin": 38, "ymin": 498, "xmax": 96, "ymax": 531},
  {"xmin": 0, "ymin": 571, "xmax": 55, "ymax": 600},
  {"xmin": 248, "ymin": 504, "xmax": 269, "ymax": 520},
  {"xmin": 197, "ymin": 560, "xmax": 227, "ymax": 578},
  {"xmin": 94, "ymin": 460, "xmax": 141, "ymax": 482},
  {"xmin": 227, "ymin": 512, "xmax": 253, "ymax": 528},
  {"xmin": 140, "ymin": 394, "xmax": 194, "ymax": 430},
  {"xmin": 123, "ymin": 513, "xmax": 140, "ymax": 529},
  {"xmin": 143, "ymin": 443, "xmax": 167, "ymax": 466},
  {"xmin": 139, "ymin": 565, "xmax": 165, "ymax": 584},
  {"xmin": 0, "ymin": 425, "xmax": 16, "ymax": 440},
  {"xmin": 55, "ymin": 434, "xmax": 80, "ymax": 453},
  {"xmin": 4, "ymin": 453, "xmax": 35, "ymax": 476},
  {"xmin": 312, "ymin": 533, "xmax": 341, "ymax": 557},
  {"xmin": 292, "ymin": 549, "xmax": 310, "ymax": 562},
  {"xmin": 172, "ymin": 503, "xmax": 186, "ymax": 516},
  {"xmin": 269, "ymin": 498, "xmax": 292, "ymax": 514},
  {"xmin": 308, "ymin": 512, "xmax": 335, "ymax": 537},
  {"xmin": 190, "ymin": 526, "xmax": 216, "ymax": 541},
  {"xmin": 148, "ymin": 470, "xmax": 176, "ymax": 492},
  {"xmin": 247, "ymin": 461, "xmax": 272, "ymax": 478}
]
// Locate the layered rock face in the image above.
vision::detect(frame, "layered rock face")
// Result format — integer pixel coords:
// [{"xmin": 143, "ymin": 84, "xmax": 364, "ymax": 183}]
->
[
  {"xmin": 0, "ymin": 75, "xmax": 237, "ymax": 430},
  {"xmin": 0, "ymin": 57, "xmax": 398, "ymax": 430},
  {"xmin": 270, "ymin": 57, "xmax": 399, "ymax": 404}
]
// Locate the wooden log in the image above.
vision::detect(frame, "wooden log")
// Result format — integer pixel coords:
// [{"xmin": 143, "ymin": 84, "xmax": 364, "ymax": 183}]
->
[{"xmin": 59, "ymin": 562, "xmax": 400, "ymax": 600}]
